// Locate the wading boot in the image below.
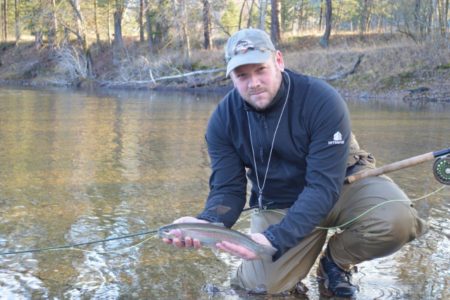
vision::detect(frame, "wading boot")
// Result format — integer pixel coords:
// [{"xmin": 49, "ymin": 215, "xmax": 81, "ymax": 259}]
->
[{"xmin": 317, "ymin": 251, "xmax": 358, "ymax": 299}]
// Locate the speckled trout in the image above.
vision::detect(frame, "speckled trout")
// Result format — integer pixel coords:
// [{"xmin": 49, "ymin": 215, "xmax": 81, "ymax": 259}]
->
[{"xmin": 158, "ymin": 222, "xmax": 277, "ymax": 258}]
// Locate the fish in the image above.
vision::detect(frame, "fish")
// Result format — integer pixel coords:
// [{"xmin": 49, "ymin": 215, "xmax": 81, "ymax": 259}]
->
[{"xmin": 158, "ymin": 222, "xmax": 277, "ymax": 258}]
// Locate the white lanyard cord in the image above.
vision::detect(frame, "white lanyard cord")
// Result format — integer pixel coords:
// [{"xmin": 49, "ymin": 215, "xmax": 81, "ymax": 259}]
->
[{"xmin": 246, "ymin": 72, "xmax": 291, "ymax": 209}]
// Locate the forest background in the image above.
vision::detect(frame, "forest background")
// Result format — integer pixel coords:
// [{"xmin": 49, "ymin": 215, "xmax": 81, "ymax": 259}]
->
[{"xmin": 0, "ymin": 0, "xmax": 449, "ymax": 101}]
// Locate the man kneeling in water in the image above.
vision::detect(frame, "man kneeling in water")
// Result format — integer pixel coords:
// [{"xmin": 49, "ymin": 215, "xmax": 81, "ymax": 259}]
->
[{"xmin": 162, "ymin": 28, "xmax": 427, "ymax": 298}]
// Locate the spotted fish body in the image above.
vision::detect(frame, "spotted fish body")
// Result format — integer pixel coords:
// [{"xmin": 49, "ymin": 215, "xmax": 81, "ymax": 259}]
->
[{"xmin": 158, "ymin": 222, "xmax": 277, "ymax": 258}]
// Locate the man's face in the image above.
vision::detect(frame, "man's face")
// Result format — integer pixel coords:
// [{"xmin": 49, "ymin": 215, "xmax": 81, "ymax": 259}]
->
[{"xmin": 230, "ymin": 51, "xmax": 285, "ymax": 111}]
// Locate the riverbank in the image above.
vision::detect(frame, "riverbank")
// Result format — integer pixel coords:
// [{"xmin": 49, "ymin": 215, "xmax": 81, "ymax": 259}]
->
[{"xmin": 1, "ymin": 33, "xmax": 449, "ymax": 102}]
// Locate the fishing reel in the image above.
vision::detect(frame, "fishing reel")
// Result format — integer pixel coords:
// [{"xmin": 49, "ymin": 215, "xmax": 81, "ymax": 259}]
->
[{"xmin": 433, "ymin": 156, "xmax": 450, "ymax": 185}]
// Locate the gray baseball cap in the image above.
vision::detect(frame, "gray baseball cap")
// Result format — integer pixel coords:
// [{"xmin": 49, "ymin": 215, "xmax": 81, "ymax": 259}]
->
[{"xmin": 225, "ymin": 28, "xmax": 276, "ymax": 77}]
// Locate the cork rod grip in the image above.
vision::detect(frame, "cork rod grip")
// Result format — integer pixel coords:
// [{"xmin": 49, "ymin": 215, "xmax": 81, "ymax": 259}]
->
[{"xmin": 345, "ymin": 152, "xmax": 436, "ymax": 184}]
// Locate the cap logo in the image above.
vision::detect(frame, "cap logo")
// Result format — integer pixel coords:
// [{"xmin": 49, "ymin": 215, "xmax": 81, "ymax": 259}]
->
[{"xmin": 234, "ymin": 40, "xmax": 255, "ymax": 55}]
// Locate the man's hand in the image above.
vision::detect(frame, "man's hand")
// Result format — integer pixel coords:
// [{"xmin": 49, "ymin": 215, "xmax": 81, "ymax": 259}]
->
[
  {"xmin": 162, "ymin": 216, "xmax": 208, "ymax": 249},
  {"xmin": 216, "ymin": 233, "xmax": 272, "ymax": 260}
]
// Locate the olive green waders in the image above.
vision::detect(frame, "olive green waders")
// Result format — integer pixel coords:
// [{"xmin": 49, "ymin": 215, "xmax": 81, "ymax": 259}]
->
[{"xmin": 230, "ymin": 175, "xmax": 427, "ymax": 294}]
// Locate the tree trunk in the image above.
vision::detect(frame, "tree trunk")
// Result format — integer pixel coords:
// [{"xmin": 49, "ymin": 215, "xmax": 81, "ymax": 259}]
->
[
  {"xmin": 247, "ymin": 0, "xmax": 255, "ymax": 28},
  {"xmin": 68, "ymin": 0, "xmax": 93, "ymax": 76},
  {"xmin": 334, "ymin": 0, "xmax": 342, "ymax": 33},
  {"xmin": 48, "ymin": 0, "xmax": 58, "ymax": 47},
  {"xmin": 445, "ymin": 0, "xmax": 449, "ymax": 36},
  {"xmin": 180, "ymin": 0, "xmax": 191, "ymax": 62},
  {"xmin": 68, "ymin": 0, "xmax": 87, "ymax": 47},
  {"xmin": 139, "ymin": 0, "xmax": 144, "ymax": 42},
  {"xmin": 426, "ymin": 0, "xmax": 433, "ymax": 35},
  {"xmin": 202, "ymin": 0, "xmax": 212, "ymax": 49},
  {"xmin": 294, "ymin": 0, "xmax": 305, "ymax": 34},
  {"xmin": 34, "ymin": 1, "xmax": 43, "ymax": 48},
  {"xmin": 94, "ymin": 0, "xmax": 100, "ymax": 43},
  {"xmin": 318, "ymin": 0, "xmax": 323, "ymax": 31},
  {"xmin": 270, "ymin": 0, "xmax": 281, "ymax": 45},
  {"xmin": 359, "ymin": 0, "xmax": 371, "ymax": 37},
  {"xmin": 414, "ymin": 0, "xmax": 421, "ymax": 35},
  {"xmin": 107, "ymin": 0, "xmax": 111, "ymax": 44},
  {"xmin": 238, "ymin": 0, "xmax": 247, "ymax": 30},
  {"xmin": 2, "ymin": 0, "xmax": 7, "ymax": 41},
  {"xmin": 172, "ymin": 0, "xmax": 182, "ymax": 49},
  {"xmin": 154, "ymin": 0, "xmax": 169, "ymax": 47},
  {"xmin": 144, "ymin": 0, "xmax": 153, "ymax": 50},
  {"xmin": 259, "ymin": 0, "xmax": 268, "ymax": 30},
  {"xmin": 113, "ymin": 2, "xmax": 124, "ymax": 49},
  {"xmin": 319, "ymin": 0, "xmax": 332, "ymax": 48},
  {"xmin": 438, "ymin": 0, "xmax": 448, "ymax": 36},
  {"xmin": 14, "ymin": 0, "xmax": 20, "ymax": 43}
]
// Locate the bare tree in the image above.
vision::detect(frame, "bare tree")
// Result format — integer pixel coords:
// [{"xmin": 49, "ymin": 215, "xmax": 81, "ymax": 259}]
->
[
  {"xmin": 319, "ymin": 0, "xmax": 332, "ymax": 48},
  {"xmin": 180, "ymin": 0, "xmax": 190, "ymax": 61},
  {"xmin": 270, "ymin": 0, "xmax": 281, "ymax": 45},
  {"xmin": 239, "ymin": 0, "xmax": 256, "ymax": 29},
  {"xmin": 2, "ymin": 0, "xmax": 7, "ymax": 41},
  {"xmin": 139, "ymin": 0, "xmax": 144, "ymax": 42},
  {"xmin": 144, "ymin": 0, "xmax": 153, "ymax": 50},
  {"xmin": 359, "ymin": 0, "xmax": 372, "ymax": 36},
  {"xmin": 318, "ymin": 0, "xmax": 324, "ymax": 31},
  {"xmin": 203, "ymin": 0, "xmax": 212, "ymax": 49},
  {"xmin": 94, "ymin": 0, "xmax": 100, "ymax": 44},
  {"xmin": 247, "ymin": 0, "xmax": 255, "ymax": 28},
  {"xmin": 414, "ymin": 0, "xmax": 422, "ymax": 33},
  {"xmin": 437, "ymin": 0, "xmax": 449, "ymax": 36},
  {"xmin": 259, "ymin": 0, "xmax": 268, "ymax": 30},
  {"xmin": 153, "ymin": 0, "xmax": 169, "ymax": 47},
  {"xmin": 48, "ymin": 0, "xmax": 58, "ymax": 47},
  {"xmin": 293, "ymin": 0, "xmax": 306, "ymax": 34},
  {"xmin": 67, "ymin": 0, "xmax": 93, "ymax": 75},
  {"xmin": 14, "ymin": 0, "xmax": 20, "ymax": 43},
  {"xmin": 445, "ymin": 0, "xmax": 449, "ymax": 35},
  {"xmin": 113, "ymin": 0, "xmax": 124, "ymax": 50},
  {"xmin": 107, "ymin": 0, "xmax": 112, "ymax": 44}
]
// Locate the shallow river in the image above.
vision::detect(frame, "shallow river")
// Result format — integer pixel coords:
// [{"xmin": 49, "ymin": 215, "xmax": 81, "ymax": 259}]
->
[{"xmin": 0, "ymin": 86, "xmax": 448, "ymax": 299}]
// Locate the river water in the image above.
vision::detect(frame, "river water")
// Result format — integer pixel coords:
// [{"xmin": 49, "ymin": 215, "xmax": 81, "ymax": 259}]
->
[{"xmin": 0, "ymin": 86, "xmax": 448, "ymax": 299}]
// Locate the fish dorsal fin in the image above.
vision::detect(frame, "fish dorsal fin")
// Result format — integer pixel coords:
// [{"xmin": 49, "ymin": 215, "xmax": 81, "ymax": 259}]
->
[{"xmin": 210, "ymin": 222, "xmax": 226, "ymax": 227}]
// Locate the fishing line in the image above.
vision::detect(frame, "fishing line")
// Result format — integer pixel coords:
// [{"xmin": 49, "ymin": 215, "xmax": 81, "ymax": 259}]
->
[
  {"xmin": 46, "ymin": 235, "xmax": 158, "ymax": 256},
  {"xmin": 259, "ymin": 185, "xmax": 447, "ymax": 230},
  {"xmin": 0, "ymin": 229, "xmax": 158, "ymax": 256}
]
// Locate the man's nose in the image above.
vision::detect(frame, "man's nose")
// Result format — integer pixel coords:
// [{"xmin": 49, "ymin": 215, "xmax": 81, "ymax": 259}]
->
[{"xmin": 247, "ymin": 75, "xmax": 260, "ymax": 88}]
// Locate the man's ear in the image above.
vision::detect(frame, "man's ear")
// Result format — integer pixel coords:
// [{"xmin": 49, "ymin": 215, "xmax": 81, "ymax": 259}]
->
[{"xmin": 275, "ymin": 50, "xmax": 285, "ymax": 71}]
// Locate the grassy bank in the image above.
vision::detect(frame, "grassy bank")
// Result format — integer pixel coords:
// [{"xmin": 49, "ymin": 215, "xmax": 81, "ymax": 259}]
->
[{"xmin": 1, "ymin": 33, "xmax": 449, "ymax": 101}]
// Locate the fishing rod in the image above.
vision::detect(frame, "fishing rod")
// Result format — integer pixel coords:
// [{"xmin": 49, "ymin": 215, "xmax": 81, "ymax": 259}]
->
[{"xmin": 345, "ymin": 147, "xmax": 450, "ymax": 185}]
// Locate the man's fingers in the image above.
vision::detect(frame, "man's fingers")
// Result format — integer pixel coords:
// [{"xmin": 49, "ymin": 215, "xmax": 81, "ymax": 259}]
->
[
  {"xmin": 193, "ymin": 239, "xmax": 202, "ymax": 249},
  {"xmin": 217, "ymin": 241, "xmax": 258, "ymax": 260},
  {"xmin": 165, "ymin": 236, "xmax": 202, "ymax": 249},
  {"xmin": 162, "ymin": 238, "xmax": 173, "ymax": 245}
]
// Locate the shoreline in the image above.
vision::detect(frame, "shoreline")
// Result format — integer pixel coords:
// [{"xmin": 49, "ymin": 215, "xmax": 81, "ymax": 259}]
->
[{"xmin": 1, "ymin": 76, "xmax": 449, "ymax": 107}]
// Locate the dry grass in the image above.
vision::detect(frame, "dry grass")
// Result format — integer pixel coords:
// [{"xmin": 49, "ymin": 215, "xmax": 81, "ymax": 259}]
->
[
  {"xmin": 283, "ymin": 33, "xmax": 450, "ymax": 93},
  {"xmin": 53, "ymin": 46, "xmax": 89, "ymax": 83}
]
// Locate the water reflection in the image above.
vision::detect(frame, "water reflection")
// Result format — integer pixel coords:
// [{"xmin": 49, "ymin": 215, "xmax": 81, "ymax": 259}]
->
[{"xmin": 0, "ymin": 87, "xmax": 448, "ymax": 299}]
